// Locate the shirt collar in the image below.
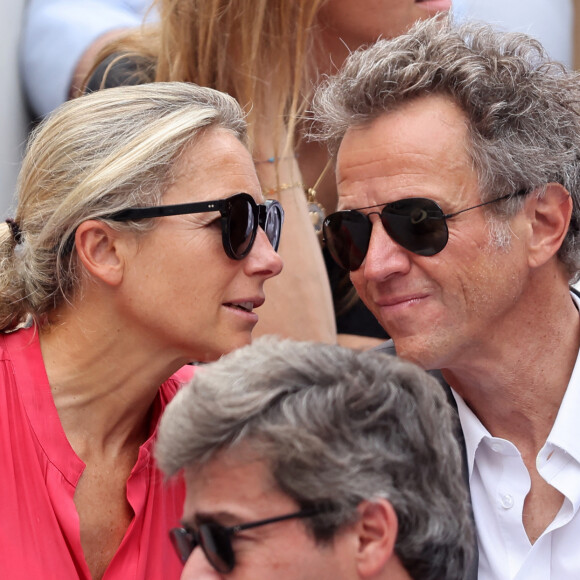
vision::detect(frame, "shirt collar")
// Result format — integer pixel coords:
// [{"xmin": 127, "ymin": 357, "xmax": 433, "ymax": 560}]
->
[{"xmin": 450, "ymin": 389, "xmax": 489, "ymax": 477}]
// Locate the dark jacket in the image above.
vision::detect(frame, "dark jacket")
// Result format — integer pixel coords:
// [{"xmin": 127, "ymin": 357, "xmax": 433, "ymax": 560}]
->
[{"xmin": 374, "ymin": 340, "xmax": 479, "ymax": 580}]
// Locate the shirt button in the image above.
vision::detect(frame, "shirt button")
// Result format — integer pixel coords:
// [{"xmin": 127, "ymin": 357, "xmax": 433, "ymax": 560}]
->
[
  {"xmin": 500, "ymin": 494, "xmax": 514, "ymax": 509},
  {"xmin": 492, "ymin": 443, "xmax": 502, "ymax": 453}
]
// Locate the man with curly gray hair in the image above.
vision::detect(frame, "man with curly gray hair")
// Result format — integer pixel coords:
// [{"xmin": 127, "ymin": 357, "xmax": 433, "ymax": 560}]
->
[
  {"xmin": 311, "ymin": 13, "xmax": 580, "ymax": 580},
  {"xmin": 156, "ymin": 337, "xmax": 474, "ymax": 580}
]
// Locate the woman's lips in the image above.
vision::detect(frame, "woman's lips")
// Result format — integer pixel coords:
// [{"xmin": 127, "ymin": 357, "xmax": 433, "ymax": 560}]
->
[
  {"xmin": 223, "ymin": 297, "xmax": 264, "ymax": 323},
  {"xmin": 226, "ymin": 301, "xmax": 255, "ymax": 313}
]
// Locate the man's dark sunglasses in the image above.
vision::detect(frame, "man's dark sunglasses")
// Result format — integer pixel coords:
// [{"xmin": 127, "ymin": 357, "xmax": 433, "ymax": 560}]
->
[
  {"xmin": 170, "ymin": 509, "xmax": 321, "ymax": 573},
  {"xmin": 323, "ymin": 190, "xmax": 528, "ymax": 271},
  {"xmin": 104, "ymin": 193, "xmax": 284, "ymax": 260}
]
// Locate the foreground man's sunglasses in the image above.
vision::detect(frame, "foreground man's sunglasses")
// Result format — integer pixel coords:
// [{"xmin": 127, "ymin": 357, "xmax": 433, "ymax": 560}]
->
[
  {"xmin": 170, "ymin": 509, "xmax": 322, "ymax": 573},
  {"xmin": 105, "ymin": 193, "xmax": 284, "ymax": 260},
  {"xmin": 323, "ymin": 190, "xmax": 528, "ymax": 272}
]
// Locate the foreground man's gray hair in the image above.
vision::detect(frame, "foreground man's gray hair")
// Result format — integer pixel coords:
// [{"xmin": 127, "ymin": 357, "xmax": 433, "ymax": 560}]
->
[
  {"xmin": 156, "ymin": 337, "xmax": 474, "ymax": 580},
  {"xmin": 311, "ymin": 14, "xmax": 580, "ymax": 280}
]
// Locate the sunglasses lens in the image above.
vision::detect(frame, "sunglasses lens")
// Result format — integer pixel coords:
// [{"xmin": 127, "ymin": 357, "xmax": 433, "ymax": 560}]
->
[
  {"xmin": 169, "ymin": 528, "xmax": 196, "ymax": 564},
  {"xmin": 323, "ymin": 198, "xmax": 449, "ymax": 269},
  {"xmin": 323, "ymin": 211, "xmax": 371, "ymax": 271},
  {"xmin": 227, "ymin": 195, "xmax": 256, "ymax": 258},
  {"xmin": 381, "ymin": 198, "xmax": 448, "ymax": 256},
  {"xmin": 199, "ymin": 524, "xmax": 235, "ymax": 573},
  {"xmin": 262, "ymin": 200, "xmax": 284, "ymax": 251}
]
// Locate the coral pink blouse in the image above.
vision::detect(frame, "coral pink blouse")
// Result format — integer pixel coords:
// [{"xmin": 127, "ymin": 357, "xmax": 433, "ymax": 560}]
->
[{"xmin": 0, "ymin": 326, "xmax": 193, "ymax": 579}]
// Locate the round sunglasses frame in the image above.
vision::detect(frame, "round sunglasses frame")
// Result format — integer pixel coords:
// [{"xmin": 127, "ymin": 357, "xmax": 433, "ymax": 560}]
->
[{"xmin": 103, "ymin": 192, "xmax": 284, "ymax": 260}]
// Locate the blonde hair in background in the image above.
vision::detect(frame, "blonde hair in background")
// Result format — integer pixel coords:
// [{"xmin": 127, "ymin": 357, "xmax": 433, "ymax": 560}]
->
[
  {"xmin": 91, "ymin": 0, "xmax": 326, "ymax": 153},
  {"xmin": 0, "ymin": 82, "xmax": 247, "ymax": 332}
]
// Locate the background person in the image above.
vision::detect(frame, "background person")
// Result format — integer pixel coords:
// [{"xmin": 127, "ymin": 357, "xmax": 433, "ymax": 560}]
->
[
  {"xmin": 20, "ymin": 0, "xmax": 151, "ymax": 118},
  {"xmin": 21, "ymin": 1, "xmax": 575, "ymax": 120},
  {"xmin": 0, "ymin": 81, "xmax": 282, "ymax": 580},
  {"xmin": 155, "ymin": 336, "xmax": 475, "ymax": 580},
  {"xmin": 312, "ymin": 15, "xmax": 580, "ymax": 580}
]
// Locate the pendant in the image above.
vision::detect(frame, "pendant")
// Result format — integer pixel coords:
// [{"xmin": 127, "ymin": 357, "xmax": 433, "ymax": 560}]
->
[
  {"xmin": 306, "ymin": 187, "xmax": 326, "ymax": 234},
  {"xmin": 308, "ymin": 202, "xmax": 326, "ymax": 234}
]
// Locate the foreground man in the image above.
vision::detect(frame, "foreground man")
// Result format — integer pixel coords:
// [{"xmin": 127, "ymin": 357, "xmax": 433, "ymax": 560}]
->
[
  {"xmin": 313, "ymin": 15, "xmax": 580, "ymax": 580},
  {"xmin": 156, "ymin": 337, "xmax": 474, "ymax": 580}
]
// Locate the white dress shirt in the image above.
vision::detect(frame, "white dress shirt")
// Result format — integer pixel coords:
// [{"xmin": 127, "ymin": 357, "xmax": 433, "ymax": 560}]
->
[{"xmin": 452, "ymin": 297, "xmax": 580, "ymax": 579}]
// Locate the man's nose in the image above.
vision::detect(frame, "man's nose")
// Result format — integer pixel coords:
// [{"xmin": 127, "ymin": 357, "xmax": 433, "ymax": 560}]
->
[
  {"xmin": 361, "ymin": 216, "xmax": 412, "ymax": 281},
  {"xmin": 180, "ymin": 548, "xmax": 222, "ymax": 580}
]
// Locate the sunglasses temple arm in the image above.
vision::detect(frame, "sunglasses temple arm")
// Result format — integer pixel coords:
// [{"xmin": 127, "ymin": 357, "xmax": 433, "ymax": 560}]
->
[
  {"xmin": 231, "ymin": 509, "xmax": 319, "ymax": 534},
  {"xmin": 443, "ymin": 189, "xmax": 528, "ymax": 219}
]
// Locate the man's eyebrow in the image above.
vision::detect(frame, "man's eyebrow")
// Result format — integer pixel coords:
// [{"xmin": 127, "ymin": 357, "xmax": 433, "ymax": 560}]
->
[{"xmin": 182, "ymin": 510, "xmax": 244, "ymax": 528}]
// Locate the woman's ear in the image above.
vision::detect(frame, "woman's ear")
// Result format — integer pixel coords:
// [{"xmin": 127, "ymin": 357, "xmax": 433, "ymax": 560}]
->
[
  {"xmin": 74, "ymin": 220, "xmax": 127, "ymax": 286},
  {"xmin": 354, "ymin": 499, "xmax": 399, "ymax": 578},
  {"xmin": 526, "ymin": 183, "xmax": 572, "ymax": 269}
]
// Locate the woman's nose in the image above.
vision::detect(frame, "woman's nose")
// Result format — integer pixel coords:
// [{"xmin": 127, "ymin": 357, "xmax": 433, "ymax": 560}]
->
[{"xmin": 246, "ymin": 228, "xmax": 284, "ymax": 278}]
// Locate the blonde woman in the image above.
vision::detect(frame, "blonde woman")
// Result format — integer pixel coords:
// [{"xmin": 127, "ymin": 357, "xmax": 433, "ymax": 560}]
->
[{"xmin": 0, "ymin": 82, "xmax": 282, "ymax": 580}]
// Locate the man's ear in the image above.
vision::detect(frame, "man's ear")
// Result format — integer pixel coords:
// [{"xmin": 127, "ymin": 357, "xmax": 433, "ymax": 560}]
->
[
  {"xmin": 526, "ymin": 183, "xmax": 572, "ymax": 269},
  {"xmin": 354, "ymin": 499, "xmax": 398, "ymax": 578},
  {"xmin": 74, "ymin": 220, "xmax": 128, "ymax": 286}
]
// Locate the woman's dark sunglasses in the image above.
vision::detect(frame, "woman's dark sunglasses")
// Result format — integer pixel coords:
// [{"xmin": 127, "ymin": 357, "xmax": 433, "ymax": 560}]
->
[
  {"xmin": 323, "ymin": 190, "xmax": 528, "ymax": 271},
  {"xmin": 170, "ymin": 509, "xmax": 321, "ymax": 573},
  {"xmin": 104, "ymin": 193, "xmax": 284, "ymax": 260}
]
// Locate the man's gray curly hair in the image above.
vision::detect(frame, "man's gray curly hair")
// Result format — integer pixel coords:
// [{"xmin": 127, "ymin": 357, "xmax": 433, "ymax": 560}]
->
[{"xmin": 311, "ymin": 15, "xmax": 580, "ymax": 280}]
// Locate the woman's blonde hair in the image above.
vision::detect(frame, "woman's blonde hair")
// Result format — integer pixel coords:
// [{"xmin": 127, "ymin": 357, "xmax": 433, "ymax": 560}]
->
[
  {"xmin": 0, "ymin": 81, "xmax": 247, "ymax": 331},
  {"xmin": 90, "ymin": 0, "xmax": 326, "ymax": 152}
]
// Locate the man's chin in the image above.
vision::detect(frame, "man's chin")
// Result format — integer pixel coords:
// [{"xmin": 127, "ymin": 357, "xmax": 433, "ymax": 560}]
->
[{"xmin": 389, "ymin": 333, "xmax": 440, "ymax": 370}]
